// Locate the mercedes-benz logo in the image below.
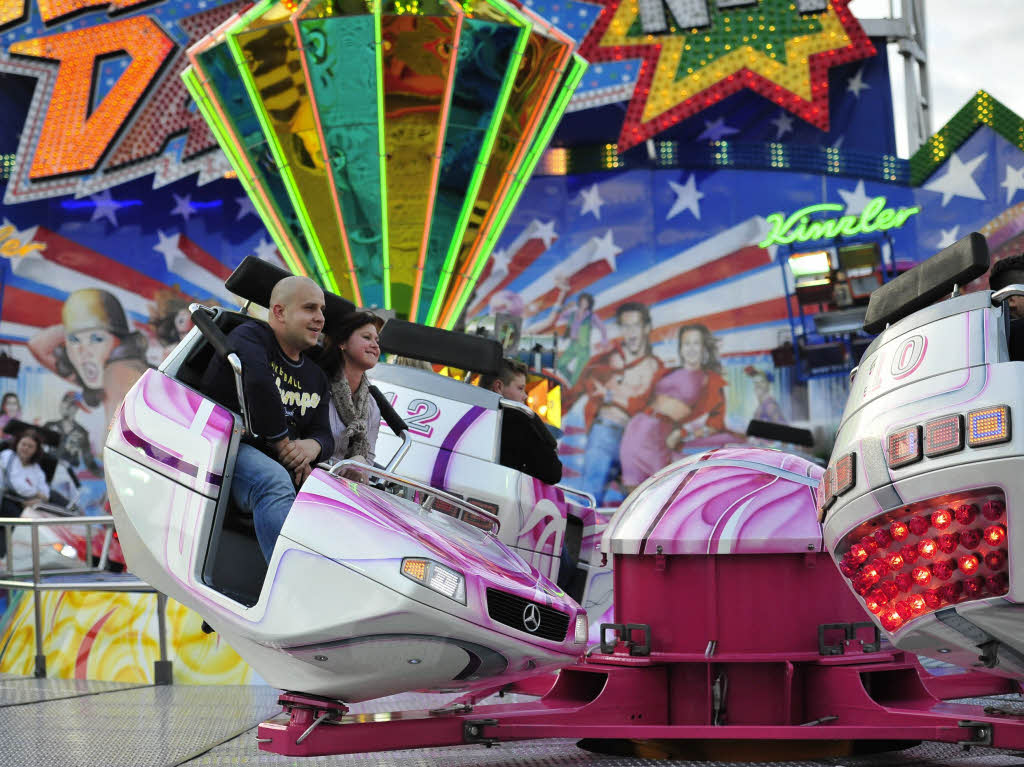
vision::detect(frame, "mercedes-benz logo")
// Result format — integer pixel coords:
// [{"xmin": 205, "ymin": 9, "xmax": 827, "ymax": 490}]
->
[{"xmin": 522, "ymin": 603, "xmax": 541, "ymax": 633}]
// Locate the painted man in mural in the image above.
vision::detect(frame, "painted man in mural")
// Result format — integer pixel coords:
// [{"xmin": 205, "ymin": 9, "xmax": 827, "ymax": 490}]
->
[
  {"xmin": 27, "ymin": 288, "xmax": 150, "ymax": 438},
  {"xmin": 550, "ymin": 279, "xmax": 607, "ymax": 388},
  {"xmin": 577, "ymin": 302, "xmax": 663, "ymax": 504},
  {"xmin": 618, "ymin": 323, "xmax": 729, "ymax": 492}
]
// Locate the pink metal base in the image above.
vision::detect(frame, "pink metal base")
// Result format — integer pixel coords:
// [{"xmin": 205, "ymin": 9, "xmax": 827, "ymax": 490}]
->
[{"xmin": 258, "ymin": 649, "xmax": 1024, "ymax": 757}]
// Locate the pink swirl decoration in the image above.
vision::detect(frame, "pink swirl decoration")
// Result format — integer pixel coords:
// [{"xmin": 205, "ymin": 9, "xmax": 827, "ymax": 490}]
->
[{"xmin": 643, "ymin": 448, "xmax": 823, "ymax": 555}]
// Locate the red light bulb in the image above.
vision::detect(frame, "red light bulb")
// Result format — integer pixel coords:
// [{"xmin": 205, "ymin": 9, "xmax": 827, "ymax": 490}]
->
[
  {"xmin": 849, "ymin": 543, "xmax": 869, "ymax": 563},
  {"xmin": 890, "ymin": 521, "xmax": 909, "ymax": 541},
  {"xmin": 959, "ymin": 528, "xmax": 982, "ymax": 550},
  {"xmin": 982, "ymin": 499, "xmax": 1005, "ymax": 521},
  {"xmin": 918, "ymin": 539, "xmax": 937, "ymax": 559},
  {"xmin": 908, "ymin": 516, "xmax": 930, "ymax": 536},
  {"xmin": 963, "ymin": 576, "xmax": 986, "ymax": 598},
  {"xmin": 923, "ymin": 589, "xmax": 942, "ymax": 609},
  {"xmin": 874, "ymin": 529, "xmax": 893, "ymax": 548},
  {"xmin": 954, "ymin": 504, "xmax": 977, "ymax": 525},
  {"xmin": 911, "ymin": 566, "xmax": 932, "ymax": 585},
  {"xmin": 870, "ymin": 558, "xmax": 890, "ymax": 576},
  {"xmin": 894, "ymin": 572, "xmax": 913, "ymax": 592},
  {"xmin": 933, "ymin": 560, "xmax": 954, "ymax": 581},
  {"xmin": 939, "ymin": 581, "xmax": 963, "ymax": 603},
  {"xmin": 984, "ymin": 549, "xmax": 1007, "ymax": 570},
  {"xmin": 860, "ymin": 536, "xmax": 880, "ymax": 554},
  {"xmin": 867, "ymin": 587, "xmax": 888, "ymax": 606},
  {"xmin": 880, "ymin": 609, "xmax": 903, "ymax": 632},
  {"xmin": 900, "ymin": 544, "xmax": 919, "ymax": 563},
  {"xmin": 958, "ymin": 555, "xmax": 980, "ymax": 574},
  {"xmin": 931, "ymin": 509, "xmax": 953, "ymax": 530},
  {"xmin": 984, "ymin": 525, "xmax": 1006, "ymax": 546},
  {"xmin": 909, "ymin": 594, "xmax": 927, "ymax": 614},
  {"xmin": 839, "ymin": 560, "xmax": 858, "ymax": 578},
  {"xmin": 888, "ymin": 553, "xmax": 905, "ymax": 570},
  {"xmin": 865, "ymin": 595, "xmax": 883, "ymax": 614},
  {"xmin": 986, "ymin": 572, "xmax": 1009, "ymax": 595},
  {"xmin": 894, "ymin": 600, "xmax": 913, "ymax": 620},
  {"xmin": 937, "ymin": 533, "xmax": 960, "ymax": 554},
  {"xmin": 880, "ymin": 580, "xmax": 899, "ymax": 599}
]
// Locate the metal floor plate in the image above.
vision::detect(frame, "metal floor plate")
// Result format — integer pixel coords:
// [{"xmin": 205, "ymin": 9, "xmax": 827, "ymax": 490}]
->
[
  {"xmin": 0, "ymin": 683, "xmax": 280, "ymax": 767},
  {"xmin": 0, "ymin": 673, "xmax": 147, "ymax": 706}
]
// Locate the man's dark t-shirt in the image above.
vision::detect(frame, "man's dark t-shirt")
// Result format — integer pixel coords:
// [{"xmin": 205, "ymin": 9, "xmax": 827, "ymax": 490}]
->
[{"xmin": 200, "ymin": 320, "xmax": 333, "ymax": 459}]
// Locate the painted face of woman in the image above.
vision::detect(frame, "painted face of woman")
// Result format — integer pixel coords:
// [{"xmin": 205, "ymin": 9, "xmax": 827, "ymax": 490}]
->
[
  {"xmin": 66, "ymin": 328, "xmax": 119, "ymax": 389},
  {"xmin": 679, "ymin": 329, "xmax": 704, "ymax": 370}
]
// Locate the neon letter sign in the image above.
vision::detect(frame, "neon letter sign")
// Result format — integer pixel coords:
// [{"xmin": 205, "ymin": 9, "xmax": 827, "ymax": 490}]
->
[{"xmin": 759, "ymin": 196, "xmax": 920, "ymax": 248}]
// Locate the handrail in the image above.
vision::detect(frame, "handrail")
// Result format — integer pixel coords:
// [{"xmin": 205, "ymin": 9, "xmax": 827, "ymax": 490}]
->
[
  {"xmin": 992, "ymin": 284, "xmax": 1024, "ymax": 304},
  {"xmin": 0, "ymin": 513, "xmax": 168, "ymax": 681},
  {"xmin": 324, "ymin": 459, "xmax": 501, "ymax": 535},
  {"xmin": 556, "ymin": 484, "xmax": 597, "ymax": 510}
]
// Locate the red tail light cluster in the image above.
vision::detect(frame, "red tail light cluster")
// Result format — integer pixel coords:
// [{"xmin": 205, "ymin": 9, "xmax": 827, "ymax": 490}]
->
[{"xmin": 837, "ymin": 492, "xmax": 1010, "ymax": 633}]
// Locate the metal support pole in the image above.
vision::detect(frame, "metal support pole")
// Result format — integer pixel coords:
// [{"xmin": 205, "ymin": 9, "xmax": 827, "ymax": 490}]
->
[
  {"xmin": 31, "ymin": 524, "xmax": 45, "ymax": 679},
  {"xmin": 154, "ymin": 592, "xmax": 173, "ymax": 685}
]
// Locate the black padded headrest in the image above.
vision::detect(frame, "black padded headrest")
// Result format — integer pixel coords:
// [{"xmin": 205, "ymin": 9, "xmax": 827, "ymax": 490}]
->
[
  {"xmin": 863, "ymin": 232, "xmax": 989, "ymax": 335},
  {"xmin": 2, "ymin": 419, "xmax": 61, "ymax": 448},
  {"xmin": 745, "ymin": 419, "xmax": 815, "ymax": 447},
  {"xmin": 224, "ymin": 256, "xmax": 356, "ymax": 338},
  {"xmin": 379, "ymin": 319, "xmax": 503, "ymax": 376}
]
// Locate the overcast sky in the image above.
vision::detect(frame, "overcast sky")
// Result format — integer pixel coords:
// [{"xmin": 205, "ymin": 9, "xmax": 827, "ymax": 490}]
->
[{"xmin": 850, "ymin": 0, "xmax": 1024, "ymax": 156}]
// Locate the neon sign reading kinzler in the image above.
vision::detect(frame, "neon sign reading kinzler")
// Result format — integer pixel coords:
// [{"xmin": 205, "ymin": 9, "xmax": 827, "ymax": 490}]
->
[{"xmin": 759, "ymin": 196, "xmax": 920, "ymax": 248}]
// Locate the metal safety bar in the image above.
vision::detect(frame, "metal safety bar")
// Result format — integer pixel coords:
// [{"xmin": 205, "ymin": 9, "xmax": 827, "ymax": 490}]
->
[
  {"xmin": 992, "ymin": 285, "xmax": 1024, "ymax": 305},
  {"xmin": 324, "ymin": 458, "xmax": 501, "ymax": 535},
  {"xmin": 0, "ymin": 514, "xmax": 169, "ymax": 682},
  {"xmin": 556, "ymin": 485, "xmax": 597, "ymax": 510}
]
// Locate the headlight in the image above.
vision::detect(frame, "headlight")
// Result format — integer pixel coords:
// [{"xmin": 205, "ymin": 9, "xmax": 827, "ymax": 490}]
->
[
  {"xmin": 401, "ymin": 558, "xmax": 466, "ymax": 604},
  {"xmin": 574, "ymin": 612, "xmax": 588, "ymax": 644}
]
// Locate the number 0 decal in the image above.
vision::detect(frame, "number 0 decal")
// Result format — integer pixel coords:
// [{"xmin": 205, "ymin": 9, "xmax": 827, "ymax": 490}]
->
[{"xmin": 890, "ymin": 334, "xmax": 927, "ymax": 380}]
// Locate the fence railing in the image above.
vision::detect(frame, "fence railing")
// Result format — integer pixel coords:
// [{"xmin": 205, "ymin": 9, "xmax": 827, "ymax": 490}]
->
[{"xmin": 0, "ymin": 514, "xmax": 171, "ymax": 683}]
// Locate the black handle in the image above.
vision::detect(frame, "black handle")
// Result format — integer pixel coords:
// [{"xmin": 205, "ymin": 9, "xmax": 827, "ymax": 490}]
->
[
  {"xmin": 369, "ymin": 385, "xmax": 407, "ymax": 436},
  {"xmin": 190, "ymin": 306, "xmax": 236, "ymax": 361}
]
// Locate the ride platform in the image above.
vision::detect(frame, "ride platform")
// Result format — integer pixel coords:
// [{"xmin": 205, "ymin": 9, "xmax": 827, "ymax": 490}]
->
[{"xmin": 3, "ymin": 672, "xmax": 1024, "ymax": 766}]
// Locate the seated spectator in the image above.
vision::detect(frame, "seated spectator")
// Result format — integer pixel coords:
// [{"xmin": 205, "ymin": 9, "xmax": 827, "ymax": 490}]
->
[
  {"xmin": 200, "ymin": 276, "xmax": 334, "ymax": 562},
  {"xmin": 480, "ymin": 358, "xmax": 562, "ymax": 485},
  {"xmin": 314, "ymin": 312, "xmax": 385, "ymax": 475},
  {"xmin": 0, "ymin": 429, "xmax": 49, "ymax": 559}
]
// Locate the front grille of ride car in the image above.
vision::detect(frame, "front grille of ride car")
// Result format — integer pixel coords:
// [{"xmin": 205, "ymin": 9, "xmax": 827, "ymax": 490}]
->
[{"xmin": 485, "ymin": 588, "xmax": 570, "ymax": 641}]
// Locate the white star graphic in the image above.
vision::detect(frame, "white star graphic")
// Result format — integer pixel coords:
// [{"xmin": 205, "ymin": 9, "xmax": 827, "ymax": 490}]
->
[
  {"xmin": 846, "ymin": 67, "xmax": 870, "ymax": 99},
  {"xmin": 170, "ymin": 193, "xmax": 198, "ymax": 222},
  {"xmin": 1001, "ymin": 164, "xmax": 1024, "ymax": 205},
  {"xmin": 937, "ymin": 225, "xmax": 960, "ymax": 249},
  {"xmin": 771, "ymin": 112, "xmax": 794, "ymax": 140},
  {"xmin": 253, "ymin": 237, "xmax": 281, "ymax": 263},
  {"xmin": 578, "ymin": 183, "xmax": 605, "ymax": 220},
  {"xmin": 923, "ymin": 151, "xmax": 988, "ymax": 206},
  {"xmin": 837, "ymin": 180, "xmax": 873, "ymax": 216},
  {"xmin": 90, "ymin": 189, "xmax": 121, "ymax": 227},
  {"xmin": 667, "ymin": 174, "xmax": 704, "ymax": 221},
  {"xmin": 153, "ymin": 230, "xmax": 185, "ymax": 269},
  {"xmin": 488, "ymin": 247, "xmax": 511, "ymax": 279},
  {"xmin": 698, "ymin": 117, "xmax": 739, "ymax": 142},
  {"xmin": 590, "ymin": 230, "xmax": 621, "ymax": 272},
  {"xmin": 235, "ymin": 195, "xmax": 258, "ymax": 222},
  {"xmin": 532, "ymin": 220, "xmax": 558, "ymax": 249}
]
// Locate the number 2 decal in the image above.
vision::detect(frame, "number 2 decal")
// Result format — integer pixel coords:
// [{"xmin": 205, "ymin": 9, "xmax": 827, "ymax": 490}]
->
[
  {"xmin": 404, "ymin": 399, "xmax": 440, "ymax": 438},
  {"xmin": 380, "ymin": 393, "xmax": 441, "ymax": 438}
]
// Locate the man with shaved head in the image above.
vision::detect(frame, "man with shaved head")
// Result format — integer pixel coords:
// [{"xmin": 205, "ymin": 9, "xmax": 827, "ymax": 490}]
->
[{"xmin": 201, "ymin": 275, "xmax": 334, "ymax": 561}]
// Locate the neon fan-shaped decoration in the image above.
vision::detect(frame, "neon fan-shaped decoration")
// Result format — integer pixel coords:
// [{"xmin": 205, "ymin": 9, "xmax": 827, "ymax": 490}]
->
[{"xmin": 182, "ymin": 0, "xmax": 586, "ymax": 326}]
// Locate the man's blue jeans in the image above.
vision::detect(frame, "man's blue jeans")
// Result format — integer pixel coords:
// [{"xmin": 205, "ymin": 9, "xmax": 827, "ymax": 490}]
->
[
  {"xmin": 580, "ymin": 418, "xmax": 624, "ymax": 506},
  {"xmin": 232, "ymin": 443, "xmax": 296, "ymax": 562}
]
